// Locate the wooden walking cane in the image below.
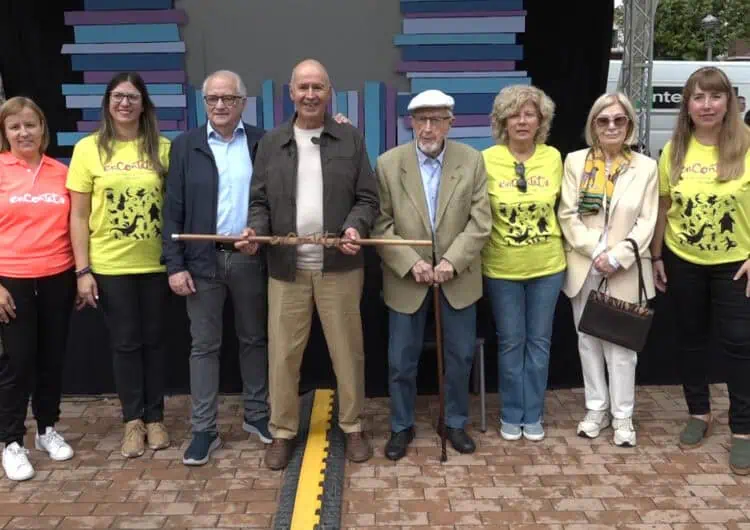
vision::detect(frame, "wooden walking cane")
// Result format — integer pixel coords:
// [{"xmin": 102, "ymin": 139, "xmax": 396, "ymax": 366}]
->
[
  {"xmin": 432, "ymin": 259, "xmax": 448, "ymax": 462},
  {"xmin": 433, "ymin": 283, "xmax": 447, "ymax": 462}
]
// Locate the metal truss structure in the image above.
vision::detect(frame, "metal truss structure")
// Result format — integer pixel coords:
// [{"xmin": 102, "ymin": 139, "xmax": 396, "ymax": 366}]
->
[{"xmin": 618, "ymin": 0, "xmax": 659, "ymax": 155}]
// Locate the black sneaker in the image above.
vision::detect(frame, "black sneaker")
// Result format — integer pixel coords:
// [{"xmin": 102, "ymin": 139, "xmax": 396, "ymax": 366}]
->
[
  {"xmin": 242, "ymin": 417, "xmax": 272, "ymax": 444},
  {"xmin": 182, "ymin": 432, "xmax": 221, "ymax": 466}
]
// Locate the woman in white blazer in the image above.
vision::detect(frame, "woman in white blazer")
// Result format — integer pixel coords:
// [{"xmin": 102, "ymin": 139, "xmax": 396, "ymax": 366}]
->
[{"xmin": 558, "ymin": 92, "xmax": 658, "ymax": 447}]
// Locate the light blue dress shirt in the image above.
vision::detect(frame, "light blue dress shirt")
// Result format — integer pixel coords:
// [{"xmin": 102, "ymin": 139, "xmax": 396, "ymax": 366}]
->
[
  {"xmin": 416, "ymin": 144, "xmax": 445, "ymax": 230},
  {"xmin": 207, "ymin": 121, "xmax": 253, "ymax": 235}
]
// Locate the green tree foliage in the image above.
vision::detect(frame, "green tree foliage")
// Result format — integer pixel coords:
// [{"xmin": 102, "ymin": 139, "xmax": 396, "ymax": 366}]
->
[{"xmin": 615, "ymin": 0, "xmax": 750, "ymax": 60}]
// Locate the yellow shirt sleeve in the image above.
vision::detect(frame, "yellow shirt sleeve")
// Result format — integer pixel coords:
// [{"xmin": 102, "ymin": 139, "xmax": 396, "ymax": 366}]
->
[
  {"xmin": 658, "ymin": 141, "xmax": 672, "ymax": 197},
  {"xmin": 552, "ymin": 148, "xmax": 563, "ymax": 190},
  {"xmin": 158, "ymin": 137, "xmax": 171, "ymax": 172},
  {"xmin": 66, "ymin": 135, "xmax": 97, "ymax": 193}
]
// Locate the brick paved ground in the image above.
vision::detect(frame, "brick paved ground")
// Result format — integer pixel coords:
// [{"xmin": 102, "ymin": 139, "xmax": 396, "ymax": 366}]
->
[{"xmin": 1, "ymin": 384, "xmax": 750, "ymax": 529}]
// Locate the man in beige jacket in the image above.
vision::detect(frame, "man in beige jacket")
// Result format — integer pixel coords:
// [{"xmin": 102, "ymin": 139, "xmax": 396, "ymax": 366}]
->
[{"xmin": 372, "ymin": 90, "xmax": 491, "ymax": 460}]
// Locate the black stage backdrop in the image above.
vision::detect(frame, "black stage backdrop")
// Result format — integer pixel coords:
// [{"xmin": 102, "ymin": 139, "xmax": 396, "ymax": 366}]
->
[
  {"xmin": 0, "ymin": 0, "xmax": 82, "ymax": 159},
  {"xmin": 1, "ymin": 1, "xmax": 702, "ymax": 397}
]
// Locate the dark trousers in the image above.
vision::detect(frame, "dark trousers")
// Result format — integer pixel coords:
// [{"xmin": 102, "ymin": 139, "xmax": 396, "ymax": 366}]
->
[
  {"xmin": 664, "ymin": 247, "xmax": 750, "ymax": 434},
  {"xmin": 186, "ymin": 251, "xmax": 268, "ymax": 434},
  {"xmin": 96, "ymin": 273, "xmax": 168, "ymax": 424},
  {"xmin": 0, "ymin": 269, "xmax": 75, "ymax": 445},
  {"xmin": 388, "ymin": 288, "xmax": 477, "ymax": 432}
]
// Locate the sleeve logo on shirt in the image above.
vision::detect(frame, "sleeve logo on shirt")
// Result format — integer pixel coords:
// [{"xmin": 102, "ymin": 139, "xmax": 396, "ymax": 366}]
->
[
  {"xmin": 104, "ymin": 186, "xmax": 162, "ymax": 240},
  {"xmin": 9, "ymin": 193, "xmax": 66, "ymax": 205},
  {"xmin": 673, "ymin": 191, "xmax": 738, "ymax": 252}
]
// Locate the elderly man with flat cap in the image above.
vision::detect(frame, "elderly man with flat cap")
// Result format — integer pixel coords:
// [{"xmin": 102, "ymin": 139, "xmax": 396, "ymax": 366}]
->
[{"xmin": 372, "ymin": 89, "xmax": 491, "ymax": 460}]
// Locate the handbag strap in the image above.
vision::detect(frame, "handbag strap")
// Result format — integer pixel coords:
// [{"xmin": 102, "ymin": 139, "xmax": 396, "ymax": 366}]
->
[{"xmin": 625, "ymin": 237, "xmax": 648, "ymax": 305}]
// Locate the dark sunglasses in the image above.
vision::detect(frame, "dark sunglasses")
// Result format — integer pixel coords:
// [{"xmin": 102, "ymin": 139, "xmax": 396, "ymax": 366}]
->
[{"xmin": 514, "ymin": 162, "xmax": 528, "ymax": 193}]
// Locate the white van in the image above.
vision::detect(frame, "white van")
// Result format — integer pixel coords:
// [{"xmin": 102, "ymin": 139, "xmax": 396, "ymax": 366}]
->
[{"xmin": 607, "ymin": 60, "xmax": 750, "ymax": 156}]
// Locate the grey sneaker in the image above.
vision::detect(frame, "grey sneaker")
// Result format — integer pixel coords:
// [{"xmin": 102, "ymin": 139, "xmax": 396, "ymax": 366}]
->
[
  {"xmin": 577, "ymin": 410, "xmax": 611, "ymax": 439},
  {"xmin": 730, "ymin": 437, "xmax": 750, "ymax": 476},
  {"xmin": 500, "ymin": 422, "xmax": 522, "ymax": 441},
  {"xmin": 679, "ymin": 417, "xmax": 712, "ymax": 447},
  {"xmin": 523, "ymin": 422, "xmax": 545, "ymax": 442}
]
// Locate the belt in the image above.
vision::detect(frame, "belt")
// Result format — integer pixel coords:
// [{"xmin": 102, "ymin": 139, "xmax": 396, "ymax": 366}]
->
[{"xmin": 215, "ymin": 241, "xmax": 237, "ymax": 252}]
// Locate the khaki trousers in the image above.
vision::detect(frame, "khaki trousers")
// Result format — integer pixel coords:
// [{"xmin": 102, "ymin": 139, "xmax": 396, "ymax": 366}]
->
[{"xmin": 268, "ymin": 268, "xmax": 365, "ymax": 439}]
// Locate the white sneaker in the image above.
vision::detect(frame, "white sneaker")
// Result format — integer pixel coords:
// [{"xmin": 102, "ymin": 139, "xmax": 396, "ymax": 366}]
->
[
  {"xmin": 612, "ymin": 417, "xmax": 636, "ymax": 447},
  {"xmin": 2, "ymin": 442, "xmax": 35, "ymax": 481},
  {"xmin": 577, "ymin": 410, "xmax": 611, "ymax": 439},
  {"xmin": 35, "ymin": 427, "xmax": 74, "ymax": 461}
]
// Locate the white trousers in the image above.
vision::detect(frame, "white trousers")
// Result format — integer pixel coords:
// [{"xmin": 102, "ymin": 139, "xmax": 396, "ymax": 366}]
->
[{"xmin": 570, "ymin": 271, "xmax": 638, "ymax": 419}]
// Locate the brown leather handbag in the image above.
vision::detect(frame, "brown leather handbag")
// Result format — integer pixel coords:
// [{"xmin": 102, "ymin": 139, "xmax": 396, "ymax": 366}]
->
[{"xmin": 577, "ymin": 238, "xmax": 654, "ymax": 352}]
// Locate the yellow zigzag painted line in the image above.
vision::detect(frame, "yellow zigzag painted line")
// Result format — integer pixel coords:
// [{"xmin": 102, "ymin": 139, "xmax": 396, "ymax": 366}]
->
[{"xmin": 290, "ymin": 389, "xmax": 335, "ymax": 530}]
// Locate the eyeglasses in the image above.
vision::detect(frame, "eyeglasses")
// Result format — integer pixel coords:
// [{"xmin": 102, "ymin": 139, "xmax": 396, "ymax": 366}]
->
[
  {"xmin": 204, "ymin": 95, "xmax": 245, "ymax": 107},
  {"xmin": 413, "ymin": 116, "xmax": 452, "ymax": 127},
  {"xmin": 595, "ymin": 115, "xmax": 629, "ymax": 128},
  {"xmin": 110, "ymin": 92, "xmax": 142, "ymax": 104},
  {"xmin": 514, "ymin": 162, "xmax": 527, "ymax": 193}
]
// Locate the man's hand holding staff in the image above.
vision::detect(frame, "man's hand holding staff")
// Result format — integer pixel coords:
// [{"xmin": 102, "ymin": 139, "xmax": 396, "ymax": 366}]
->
[{"xmin": 235, "ymin": 228, "xmax": 260, "ymax": 255}]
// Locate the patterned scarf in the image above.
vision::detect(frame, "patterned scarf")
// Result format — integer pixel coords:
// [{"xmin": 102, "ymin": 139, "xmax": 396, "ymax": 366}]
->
[{"xmin": 577, "ymin": 147, "xmax": 631, "ymax": 216}]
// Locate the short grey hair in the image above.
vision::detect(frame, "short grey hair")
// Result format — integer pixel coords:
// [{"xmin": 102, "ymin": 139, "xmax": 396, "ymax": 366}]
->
[
  {"xmin": 202, "ymin": 70, "xmax": 247, "ymax": 97},
  {"xmin": 584, "ymin": 92, "xmax": 639, "ymax": 147}
]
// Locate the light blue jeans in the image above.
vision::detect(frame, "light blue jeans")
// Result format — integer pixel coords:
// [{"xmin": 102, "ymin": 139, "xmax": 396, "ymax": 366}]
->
[{"xmin": 484, "ymin": 271, "xmax": 564, "ymax": 426}]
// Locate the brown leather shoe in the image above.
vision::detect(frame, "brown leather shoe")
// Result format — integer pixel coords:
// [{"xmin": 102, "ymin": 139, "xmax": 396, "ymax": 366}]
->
[
  {"xmin": 264, "ymin": 438, "xmax": 292, "ymax": 470},
  {"xmin": 345, "ymin": 431, "xmax": 373, "ymax": 463}
]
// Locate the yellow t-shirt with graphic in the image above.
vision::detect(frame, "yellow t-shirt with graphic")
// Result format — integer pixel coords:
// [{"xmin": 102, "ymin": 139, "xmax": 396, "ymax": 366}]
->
[
  {"xmin": 658, "ymin": 138, "xmax": 750, "ymax": 266},
  {"xmin": 481, "ymin": 144, "xmax": 566, "ymax": 280},
  {"xmin": 66, "ymin": 134, "xmax": 170, "ymax": 275}
]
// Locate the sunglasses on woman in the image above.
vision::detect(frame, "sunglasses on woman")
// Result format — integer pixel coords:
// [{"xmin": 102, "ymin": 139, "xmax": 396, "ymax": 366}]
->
[
  {"xmin": 514, "ymin": 162, "xmax": 528, "ymax": 193},
  {"xmin": 595, "ymin": 115, "xmax": 629, "ymax": 128}
]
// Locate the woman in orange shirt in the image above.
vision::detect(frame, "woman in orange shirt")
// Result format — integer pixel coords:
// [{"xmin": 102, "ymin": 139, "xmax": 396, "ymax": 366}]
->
[{"xmin": 0, "ymin": 97, "xmax": 76, "ymax": 481}]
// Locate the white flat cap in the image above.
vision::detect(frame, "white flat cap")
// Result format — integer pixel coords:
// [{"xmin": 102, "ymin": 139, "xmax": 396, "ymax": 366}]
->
[{"xmin": 407, "ymin": 89, "xmax": 455, "ymax": 112}]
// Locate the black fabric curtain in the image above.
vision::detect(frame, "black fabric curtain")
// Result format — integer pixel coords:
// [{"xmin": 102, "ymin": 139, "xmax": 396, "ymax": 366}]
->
[
  {"xmin": 0, "ymin": 0, "xmax": 691, "ymax": 397},
  {"xmin": 0, "ymin": 0, "xmax": 82, "ymax": 159}
]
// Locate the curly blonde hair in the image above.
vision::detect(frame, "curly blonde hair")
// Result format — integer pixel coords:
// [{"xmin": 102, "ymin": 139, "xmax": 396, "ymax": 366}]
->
[{"xmin": 489, "ymin": 84, "xmax": 555, "ymax": 144}]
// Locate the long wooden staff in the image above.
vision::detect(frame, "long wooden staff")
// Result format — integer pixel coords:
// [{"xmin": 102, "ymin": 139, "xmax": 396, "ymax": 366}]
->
[{"xmin": 171, "ymin": 233, "xmax": 433, "ymax": 247}]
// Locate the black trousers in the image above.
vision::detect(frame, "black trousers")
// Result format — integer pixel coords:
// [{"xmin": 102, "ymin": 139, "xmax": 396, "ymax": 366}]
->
[
  {"xmin": 664, "ymin": 247, "xmax": 750, "ymax": 434},
  {"xmin": 95, "ymin": 273, "xmax": 168, "ymax": 424},
  {"xmin": 0, "ymin": 269, "xmax": 75, "ymax": 445}
]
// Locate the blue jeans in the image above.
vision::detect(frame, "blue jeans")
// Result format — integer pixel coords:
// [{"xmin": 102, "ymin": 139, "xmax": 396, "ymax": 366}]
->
[
  {"xmin": 388, "ymin": 288, "xmax": 476, "ymax": 432},
  {"xmin": 485, "ymin": 271, "xmax": 564, "ymax": 426}
]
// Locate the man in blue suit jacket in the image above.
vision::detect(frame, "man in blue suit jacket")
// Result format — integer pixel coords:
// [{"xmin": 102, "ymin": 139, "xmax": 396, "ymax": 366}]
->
[{"xmin": 162, "ymin": 70, "xmax": 269, "ymax": 466}]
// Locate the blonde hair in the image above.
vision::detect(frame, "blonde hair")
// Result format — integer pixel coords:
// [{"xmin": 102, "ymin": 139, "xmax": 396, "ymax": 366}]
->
[
  {"xmin": 584, "ymin": 92, "xmax": 638, "ymax": 148},
  {"xmin": 0, "ymin": 96, "xmax": 50, "ymax": 154},
  {"xmin": 489, "ymin": 84, "xmax": 555, "ymax": 144},
  {"xmin": 668, "ymin": 66, "xmax": 750, "ymax": 185}
]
